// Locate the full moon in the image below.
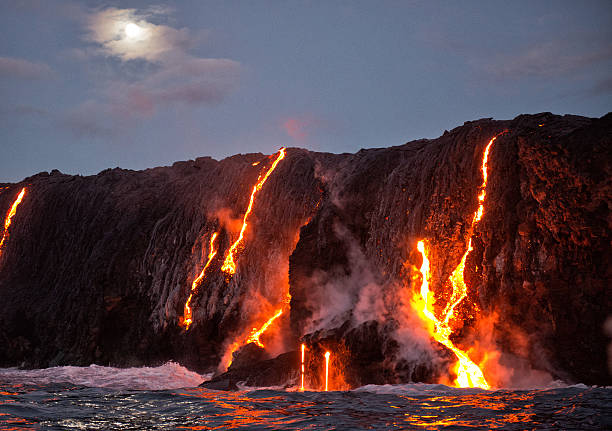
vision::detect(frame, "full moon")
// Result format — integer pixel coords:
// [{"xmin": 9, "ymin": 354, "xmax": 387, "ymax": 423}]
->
[{"xmin": 125, "ymin": 22, "xmax": 142, "ymax": 39}]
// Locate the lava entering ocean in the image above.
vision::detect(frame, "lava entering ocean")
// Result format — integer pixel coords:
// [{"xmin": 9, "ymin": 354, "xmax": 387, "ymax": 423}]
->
[
  {"xmin": 180, "ymin": 232, "xmax": 219, "ymax": 330},
  {"xmin": 0, "ymin": 187, "xmax": 26, "ymax": 258},
  {"xmin": 412, "ymin": 135, "xmax": 502, "ymax": 390}
]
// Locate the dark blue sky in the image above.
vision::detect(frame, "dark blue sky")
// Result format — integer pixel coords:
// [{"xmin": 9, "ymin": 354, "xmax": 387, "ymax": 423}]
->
[{"xmin": 1, "ymin": 0, "xmax": 610, "ymax": 182}]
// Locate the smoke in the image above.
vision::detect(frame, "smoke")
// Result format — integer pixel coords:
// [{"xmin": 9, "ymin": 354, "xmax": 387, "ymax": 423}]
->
[
  {"xmin": 212, "ymin": 207, "xmax": 243, "ymax": 236},
  {"xmin": 313, "ymin": 162, "xmax": 344, "ymax": 209},
  {"xmin": 301, "ymin": 223, "xmax": 388, "ymax": 334},
  {"xmin": 462, "ymin": 312, "xmax": 557, "ymax": 389},
  {"xmin": 393, "ymin": 259, "xmax": 438, "ymax": 367}
]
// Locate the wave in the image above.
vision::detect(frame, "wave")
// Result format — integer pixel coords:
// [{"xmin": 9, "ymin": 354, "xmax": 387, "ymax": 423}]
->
[
  {"xmin": 352, "ymin": 381, "xmax": 594, "ymax": 395},
  {"xmin": 0, "ymin": 362, "xmax": 210, "ymax": 390}
]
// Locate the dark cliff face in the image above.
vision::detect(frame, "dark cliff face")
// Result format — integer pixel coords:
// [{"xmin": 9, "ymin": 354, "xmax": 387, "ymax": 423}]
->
[{"xmin": 0, "ymin": 113, "xmax": 609, "ymax": 388}]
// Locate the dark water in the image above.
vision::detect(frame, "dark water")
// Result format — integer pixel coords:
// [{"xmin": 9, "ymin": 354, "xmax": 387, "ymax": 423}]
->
[{"xmin": 0, "ymin": 364, "xmax": 610, "ymax": 430}]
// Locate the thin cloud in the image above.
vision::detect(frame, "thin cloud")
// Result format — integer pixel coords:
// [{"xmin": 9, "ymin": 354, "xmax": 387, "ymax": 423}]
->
[
  {"xmin": 483, "ymin": 41, "xmax": 612, "ymax": 81},
  {"xmin": 0, "ymin": 57, "xmax": 53, "ymax": 80},
  {"xmin": 282, "ymin": 115, "xmax": 324, "ymax": 141},
  {"xmin": 1, "ymin": 104, "xmax": 48, "ymax": 117},
  {"xmin": 63, "ymin": 6, "xmax": 241, "ymax": 138},
  {"xmin": 85, "ymin": 7, "xmax": 190, "ymax": 63}
]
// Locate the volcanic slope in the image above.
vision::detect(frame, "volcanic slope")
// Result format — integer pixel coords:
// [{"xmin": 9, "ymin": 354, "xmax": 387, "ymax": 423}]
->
[{"xmin": 0, "ymin": 113, "xmax": 609, "ymax": 387}]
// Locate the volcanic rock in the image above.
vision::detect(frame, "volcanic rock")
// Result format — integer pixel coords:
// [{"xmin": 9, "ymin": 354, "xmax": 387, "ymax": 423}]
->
[{"xmin": 0, "ymin": 112, "xmax": 609, "ymax": 388}]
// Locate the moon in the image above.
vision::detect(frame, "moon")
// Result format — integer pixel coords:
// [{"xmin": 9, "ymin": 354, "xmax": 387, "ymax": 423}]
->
[{"xmin": 125, "ymin": 22, "xmax": 143, "ymax": 39}]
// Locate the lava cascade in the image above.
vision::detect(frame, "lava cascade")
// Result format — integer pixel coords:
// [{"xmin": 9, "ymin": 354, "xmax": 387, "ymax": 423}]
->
[
  {"xmin": 412, "ymin": 136, "xmax": 501, "ymax": 389},
  {"xmin": 221, "ymin": 148, "xmax": 286, "ymax": 275},
  {"xmin": 324, "ymin": 351, "xmax": 330, "ymax": 391},
  {"xmin": 180, "ymin": 232, "xmax": 219, "ymax": 330},
  {"xmin": 300, "ymin": 344, "xmax": 305, "ymax": 391},
  {"xmin": 0, "ymin": 187, "xmax": 26, "ymax": 257},
  {"xmin": 224, "ymin": 294, "xmax": 291, "ymax": 369},
  {"xmin": 217, "ymin": 149, "xmax": 290, "ymax": 368}
]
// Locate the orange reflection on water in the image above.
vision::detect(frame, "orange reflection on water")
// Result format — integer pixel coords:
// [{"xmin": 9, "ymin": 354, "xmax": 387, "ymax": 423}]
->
[
  {"xmin": 400, "ymin": 392, "xmax": 536, "ymax": 429},
  {"xmin": 174, "ymin": 388, "xmax": 311, "ymax": 430}
]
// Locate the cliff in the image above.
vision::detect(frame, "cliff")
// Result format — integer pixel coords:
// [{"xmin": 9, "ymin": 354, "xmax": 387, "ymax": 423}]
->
[{"xmin": 0, "ymin": 112, "xmax": 609, "ymax": 389}]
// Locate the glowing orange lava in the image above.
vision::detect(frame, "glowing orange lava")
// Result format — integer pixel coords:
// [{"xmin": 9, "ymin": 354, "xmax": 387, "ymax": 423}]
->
[
  {"xmin": 181, "ymin": 231, "xmax": 219, "ymax": 330},
  {"xmin": 0, "ymin": 187, "xmax": 26, "ymax": 256},
  {"xmin": 300, "ymin": 343, "xmax": 305, "ymax": 391},
  {"xmin": 412, "ymin": 136, "xmax": 501, "ymax": 390},
  {"xmin": 224, "ymin": 293, "xmax": 292, "ymax": 370},
  {"xmin": 415, "ymin": 241, "xmax": 489, "ymax": 389},
  {"xmin": 221, "ymin": 148, "xmax": 286, "ymax": 275},
  {"xmin": 245, "ymin": 308, "xmax": 284, "ymax": 348},
  {"xmin": 324, "ymin": 351, "xmax": 330, "ymax": 391}
]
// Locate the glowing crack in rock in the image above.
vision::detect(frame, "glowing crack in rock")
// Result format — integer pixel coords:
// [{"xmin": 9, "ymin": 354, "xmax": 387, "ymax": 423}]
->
[
  {"xmin": 412, "ymin": 135, "xmax": 502, "ymax": 390},
  {"xmin": 221, "ymin": 148, "xmax": 286, "ymax": 276},
  {"xmin": 0, "ymin": 187, "xmax": 26, "ymax": 258},
  {"xmin": 180, "ymin": 232, "xmax": 219, "ymax": 330}
]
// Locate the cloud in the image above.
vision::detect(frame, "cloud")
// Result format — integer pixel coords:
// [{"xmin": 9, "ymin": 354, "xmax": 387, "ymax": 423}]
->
[
  {"xmin": 282, "ymin": 115, "xmax": 330, "ymax": 142},
  {"xmin": 85, "ymin": 7, "xmax": 190, "ymax": 63},
  {"xmin": 483, "ymin": 41, "xmax": 612, "ymax": 81},
  {"xmin": 62, "ymin": 100, "xmax": 116, "ymax": 138},
  {"xmin": 0, "ymin": 104, "xmax": 48, "ymax": 117},
  {"xmin": 63, "ymin": 7, "xmax": 241, "ymax": 137},
  {"xmin": 0, "ymin": 57, "xmax": 53, "ymax": 80}
]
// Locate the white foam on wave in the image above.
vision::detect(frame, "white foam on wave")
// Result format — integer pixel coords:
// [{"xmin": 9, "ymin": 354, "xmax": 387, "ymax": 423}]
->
[{"xmin": 0, "ymin": 362, "xmax": 211, "ymax": 390}]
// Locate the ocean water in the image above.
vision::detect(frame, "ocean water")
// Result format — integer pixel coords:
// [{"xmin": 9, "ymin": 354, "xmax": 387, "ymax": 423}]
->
[{"xmin": 0, "ymin": 363, "xmax": 610, "ymax": 430}]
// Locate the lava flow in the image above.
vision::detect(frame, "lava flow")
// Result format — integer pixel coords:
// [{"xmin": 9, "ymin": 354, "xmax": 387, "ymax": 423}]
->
[
  {"xmin": 245, "ymin": 308, "xmax": 284, "ymax": 348},
  {"xmin": 300, "ymin": 344, "xmax": 305, "ymax": 391},
  {"xmin": 221, "ymin": 148, "xmax": 286, "ymax": 276},
  {"xmin": 180, "ymin": 231, "xmax": 219, "ymax": 330},
  {"xmin": 0, "ymin": 187, "xmax": 26, "ymax": 257},
  {"xmin": 224, "ymin": 294, "xmax": 290, "ymax": 369},
  {"xmin": 324, "ymin": 351, "xmax": 330, "ymax": 391},
  {"xmin": 412, "ymin": 136, "xmax": 501, "ymax": 390}
]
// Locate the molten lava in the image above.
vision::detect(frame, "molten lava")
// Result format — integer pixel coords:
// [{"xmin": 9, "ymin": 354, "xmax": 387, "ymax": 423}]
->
[
  {"xmin": 300, "ymin": 344, "xmax": 305, "ymax": 391},
  {"xmin": 0, "ymin": 187, "xmax": 26, "ymax": 256},
  {"xmin": 221, "ymin": 148, "xmax": 286, "ymax": 276},
  {"xmin": 245, "ymin": 308, "xmax": 284, "ymax": 348},
  {"xmin": 412, "ymin": 136, "xmax": 501, "ymax": 390},
  {"xmin": 416, "ymin": 241, "xmax": 489, "ymax": 389},
  {"xmin": 324, "ymin": 351, "xmax": 330, "ymax": 391},
  {"xmin": 181, "ymin": 231, "xmax": 219, "ymax": 330}
]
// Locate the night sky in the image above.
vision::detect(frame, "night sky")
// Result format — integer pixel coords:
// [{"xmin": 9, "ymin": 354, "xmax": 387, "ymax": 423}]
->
[{"xmin": 1, "ymin": 0, "xmax": 610, "ymax": 182}]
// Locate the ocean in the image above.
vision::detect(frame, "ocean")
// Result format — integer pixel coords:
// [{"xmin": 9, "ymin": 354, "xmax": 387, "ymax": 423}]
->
[{"xmin": 0, "ymin": 363, "xmax": 610, "ymax": 430}]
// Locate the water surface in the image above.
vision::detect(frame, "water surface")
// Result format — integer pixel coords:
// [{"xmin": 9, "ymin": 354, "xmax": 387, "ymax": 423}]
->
[{"xmin": 0, "ymin": 363, "xmax": 609, "ymax": 430}]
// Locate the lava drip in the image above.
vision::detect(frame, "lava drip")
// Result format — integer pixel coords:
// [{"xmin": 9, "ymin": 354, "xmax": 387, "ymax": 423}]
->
[
  {"xmin": 0, "ymin": 187, "xmax": 26, "ymax": 257},
  {"xmin": 180, "ymin": 232, "xmax": 219, "ymax": 330},
  {"xmin": 221, "ymin": 147, "xmax": 286, "ymax": 276},
  {"xmin": 412, "ymin": 135, "xmax": 501, "ymax": 389}
]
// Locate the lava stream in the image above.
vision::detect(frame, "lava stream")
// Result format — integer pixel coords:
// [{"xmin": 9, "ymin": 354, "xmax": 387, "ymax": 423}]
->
[
  {"xmin": 416, "ymin": 241, "xmax": 489, "ymax": 389},
  {"xmin": 412, "ymin": 136, "xmax": 501, "ymax": 389},
  {"xmin": 245, "ymin": 308, "xmax": 284, "ymax": 348},
  {"xmin": 441, "ymin": 136, "xmax": 496, "ymax": 325},
  {"xmin": 300, "ymin": 344, "xmax": 305, "ymax": 391},
  {"xmin": 0, "ymin": 187, "xmax": 26, "ymax": 256},
  {"xmin": 181, "ymin": 231, "xmax": 219, "ymax": 330},
  {"xmin": 324, "ymin": 351, "xmax": 330, "ymax": 391},
  {"xmin": 221, "ymin": 148, "xmax": 286, "ymax": 275}
]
